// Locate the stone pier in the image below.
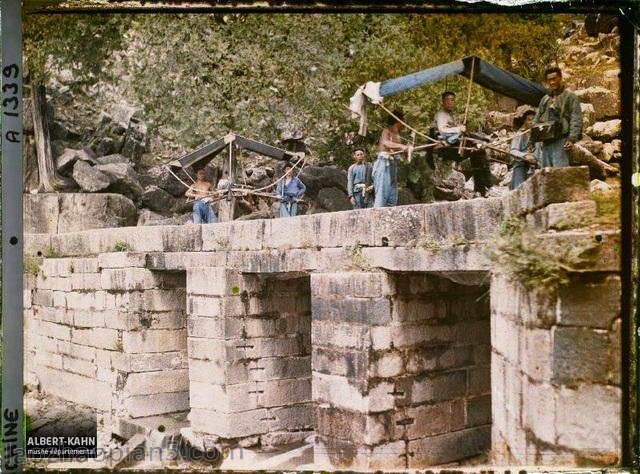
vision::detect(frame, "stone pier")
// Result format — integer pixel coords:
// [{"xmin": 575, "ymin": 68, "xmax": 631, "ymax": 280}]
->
[
  {"xmin": 312, "ymin": 272, "xmax": 491, "ymax": 469},
  {"xmin": 23, "ymin": 166, "xmax": 624, "ymax": 468},
  {"xmin": 183, "ymin": 268, "xmax": 312, "ymax": 450}
]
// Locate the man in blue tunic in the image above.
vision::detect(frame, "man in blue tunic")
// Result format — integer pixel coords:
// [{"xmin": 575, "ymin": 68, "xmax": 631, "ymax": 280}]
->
[
  {"xmin": 510, "ymin": 109, "xmax": 540, "ymax": 189},
  {"xmin": 373, "ymin": 112, "xmax": 410, "ymax": 208},
  {"xmin": 347, "ymin": 148, "xmax": 374, "ymax": 209},
  {"xmin": 532, "ymin": 66, "xmax": 582, "ymax": 168},
  {"xmin": 276, "ymin": 163, "xmax": 306, "ymax": 217}
]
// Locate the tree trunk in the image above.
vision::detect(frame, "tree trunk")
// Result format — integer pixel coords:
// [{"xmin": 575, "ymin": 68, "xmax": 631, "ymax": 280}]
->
[{"xmin": 31, "ymin": 83, "xmax": 74, "ymax": 192}]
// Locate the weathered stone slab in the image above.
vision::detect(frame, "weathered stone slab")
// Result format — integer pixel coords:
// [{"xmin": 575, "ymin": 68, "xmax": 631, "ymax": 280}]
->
[
  {"xmin": 552, "ymin": 326, "xmax": 613, "ymax": 384},
  {"xmin": 407, "ymin": 425, "xmax": 491, "ymax": 467},
  {"xmin": 557, "ymin": 273, "xmax": 620, "ymax": 328},
  {"xmin": 123, "ymin": 369, "xmax": 189, "ymax": 396},
  {"xmin": 362, "ymin": 246, "xmax": 490, "ymax": 272},
  {"xmin": 98, "ymin": 252, "xmax": 148, "ymax": 269},
  {"xmin": 424, "ymin": 198, "xmax": 503, "ymax": 243},
  {"xmin": 124, "ymin": 391, "xmax": 189, "ymax": 418},
  {"xmin": 555, "ymin": 384, "xmax": 620, "ymax": 452},
  {"xmin": 201, "ymin": 219, "xmax": 266, "ymax": 252},
  {"xmin": 311, "ymin": 272, "xmax": 393, "ymax": 298},
  {"xmin": 502, "ymin": 166, "xmax": 590, "ymax": 217},
  {"xmin": 314, "ymin": 435, "xmax": 406, "ymax": 470},
  {"xmin": 315, "ymin": 405, "xmax": 399, "ymax": 445},
  {"xmin": 122, "ymin": 329, "xmax": 187, "ymax": 353},
  {"xmin": 261, "ymin": 214, "xmax": 320, "ymax": 250},
  {"xmin": 101, "ymin": 268, "xmax": 163, "ymax": 291},
  {"xmin": 24, "ymin": 194, "xmax": 60, "ymax": 234},
  {"xmin": 529, "ymin": 200, "xmax": 597, "ymax": 231},
  {"xmin": 186, "ymin": 267, "xmax": 240, "ymax": 296},
  {"xmin": 36, "ymin": 365, "xmax": 112, "ymax": 411},
  {"xmin": 312, "ymin": 372, "xmax": 394, "ymax": 413},
  {"xmin": 315, "ymin": 210, "xmax": 377, "ymax": 247},
  {"xmin": 230, "ymin": 249, "xmax": 318, "ymax": 274},
  {"xmin": 311, "ymin": 296, "xmax": 391, "ymax": 325},
  {"xmin": 145, "ymin": 252, "xmax": 224, "ymax": 271},
  {"xmin": 24, "ymin": 233, "xmax": 52, "ymax": 257}
]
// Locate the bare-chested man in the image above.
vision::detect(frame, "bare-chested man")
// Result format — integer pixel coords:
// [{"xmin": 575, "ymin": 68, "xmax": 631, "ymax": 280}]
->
[
  {"xmin": 372, "ymin": 111, "xmax": 410, "ymax": 208},
  {"xmin": 185, "ymin": 168, "xmax": 219, "ymax": 224}
]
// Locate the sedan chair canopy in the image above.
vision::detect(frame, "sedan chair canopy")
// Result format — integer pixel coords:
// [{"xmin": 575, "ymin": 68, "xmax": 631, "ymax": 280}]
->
[{"xmin": 349, "ymin": 56, "xmax": 548, "ymax": 134}]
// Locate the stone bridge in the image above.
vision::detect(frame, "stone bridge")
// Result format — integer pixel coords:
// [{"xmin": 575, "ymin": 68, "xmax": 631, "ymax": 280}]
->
[{"xmin": 23, "ymin": 166, "xmax": 622, "ymax": 469}]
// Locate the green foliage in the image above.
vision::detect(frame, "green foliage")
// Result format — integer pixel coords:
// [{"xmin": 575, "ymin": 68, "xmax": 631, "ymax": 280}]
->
[
  {"xmin": 344, "ymin": 241, "xmax": 373, "ymax": 271},
  {"xmin": 487, "ymin": 216, "xmax": 600, "ymax": 291},
  {"xmin": 44, "ymin": 249, "xmax": 62, "ymax": 258},
  {"xmin": 24, "ymin": 14, "xmax": 131, "ymax": 84},
  {"xmin": 590, "ymin": 188, "xmax": 621, "ymax": 228},
  {"xmin": 24, "ymin": 13, "xmax": 564, "ymax": 199},
  {"xmin": 113, "ymin": 241, "xmax": 132, "ymax": 252},
  {"xmin": 24, "ymin": 256, "xmax": 42, "ymax": 277}
]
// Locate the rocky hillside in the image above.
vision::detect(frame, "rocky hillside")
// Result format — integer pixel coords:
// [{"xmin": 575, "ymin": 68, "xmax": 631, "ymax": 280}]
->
[
  {"xmin": 23, "ymin": 14, "xmax": 620, "ymax": 225},
  {"xmin": 477, "ymin": 16, "xmax": 621, "ymax": 199}
]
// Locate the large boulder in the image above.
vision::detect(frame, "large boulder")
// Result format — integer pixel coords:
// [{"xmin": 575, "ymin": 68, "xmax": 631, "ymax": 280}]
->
[
  {"xmin": 94, "ymin": 153, "xmax": 132, "ymax": 166},
  {"xmin": 600, "ymin": 142, "xmax": 621, "ymax": 163},
  {"xmin": 120, "ymin": 116, "xmax": 148, "ymax": 163},
  {"xmin": 23, "ymin": 193, "xmax": 137, "ymax": 233},
  {"xmin": 96, "ymin": 163, "xmax": 145, "ymax": 202},
  {"xmin": 580, "ymin": 103, "xmax": 596, "ymax": 129},
  {"xmin": 575, "ymin": 87, "xmax": 620, "ymax": 121},
  {"xmin": 586, "ymin": 120, "xmax": 621, "ymax": 141},
  {"xmin": 432, "ymin": 169, "xmax": 466, "ymax": 201},
  {"xmin": 141, "ymin": 165, "xmax": 194, "ymax": 197},
  {"xmin": 58, "ymin": 193, "xmax": 138, "ymax": 231},
  {"xmin": 298, "ymin": 165, "xmax": 347, "ymax": 198},
  {"xmin": 316, "ymin": 187, "xmax": 351, "ymax": 212},
  {"xmin": 56, "ymin": 148, "xmax": 96, "ymax": 175},
  {"xmin": 141, "ymin": 185, "xmax": 177, "ymax": 213},
  {"xmin": 94, "ymin": 136, "xmax": 122, "ymax": 157},
  {"xmin": 72, "ymin": 160, "xmax": 111, "ymax": 192}
]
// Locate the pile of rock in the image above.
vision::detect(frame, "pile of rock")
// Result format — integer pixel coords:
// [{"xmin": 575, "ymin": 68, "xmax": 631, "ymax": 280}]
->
[{"xmin": 34, "ymin": 99, "xmax": 221, "ymax": 226}]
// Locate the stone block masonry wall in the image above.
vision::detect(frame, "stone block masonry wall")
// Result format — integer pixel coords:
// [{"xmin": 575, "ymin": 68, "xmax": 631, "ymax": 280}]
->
[
  {"xmin": 183, "ymin": 268, "xmax": 313, "ymax": 450},
  {"xmin": 491, "ymin": 165, "xmax": 621, "ymax": 466},
  {"xmin": 491, "ymin": 272, "xmax": 621, "ymax": 466},
  {"xmin": 25, "ymin": 252, "xmax": 189, "ymax": 428},
  {"xmin": 312, "ymin": 272, "xmax": 491, "ymax": 470},
  {"xmin": 22, "ymin": 167, "xmax": 623, "ymax": 468}
]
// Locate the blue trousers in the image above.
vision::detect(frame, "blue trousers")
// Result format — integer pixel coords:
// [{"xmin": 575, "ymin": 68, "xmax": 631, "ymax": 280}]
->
[
  {"xmin": 280, "ymin": 200, "xmax": 298, "ymax": 217},
  {"xmin": 352, "ymin": 190, "xmax": 372, "ymax": 209},
  {"xmin": 439, "ymin": 132, "xmax": 462, "ymax": 145},
  {"xmin": 193, "ymin": 200, "xmax": 218, "ymax": 224},
  {"xmin": 541, "ymin": 137, "xmax": 570, "ymax": 168},
  {"xmin": 511, "ymin": 161, "xmax": 532, "ymax": 189},
  {"xmin": 373, "ymin": 154, "xmax": 398, "ymax": 208}
]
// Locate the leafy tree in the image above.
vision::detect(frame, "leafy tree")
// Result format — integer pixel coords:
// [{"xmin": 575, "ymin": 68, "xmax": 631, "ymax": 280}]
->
[{"xmin": 24, "ymin": 13, "xmax": 564, "ymax": 199}]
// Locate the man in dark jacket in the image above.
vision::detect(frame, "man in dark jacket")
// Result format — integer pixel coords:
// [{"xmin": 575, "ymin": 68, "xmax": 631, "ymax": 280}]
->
[{"xmin": 533, "ymin": 66, "xmax": 582, "ymax": 168}]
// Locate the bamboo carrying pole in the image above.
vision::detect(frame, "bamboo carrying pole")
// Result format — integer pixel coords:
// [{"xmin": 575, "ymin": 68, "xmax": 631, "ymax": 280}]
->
[{"xmin": 458, "ymin": 57, "xmax": 476, "ymax": 155}]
